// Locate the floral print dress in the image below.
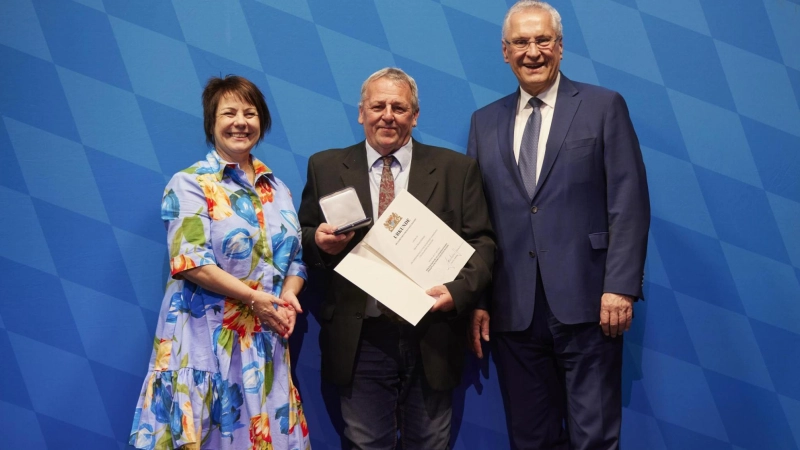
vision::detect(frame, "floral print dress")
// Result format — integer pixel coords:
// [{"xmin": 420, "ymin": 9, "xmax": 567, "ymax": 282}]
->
[{"xmin": 130, "ymin": 151, "xmax": 310, "ymax": 450}]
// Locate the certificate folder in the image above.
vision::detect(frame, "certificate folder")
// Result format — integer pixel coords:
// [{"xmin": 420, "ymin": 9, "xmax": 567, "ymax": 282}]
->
[{"xmin": 335, "ymin": 190, "xmax": 474, "ymax": 325}]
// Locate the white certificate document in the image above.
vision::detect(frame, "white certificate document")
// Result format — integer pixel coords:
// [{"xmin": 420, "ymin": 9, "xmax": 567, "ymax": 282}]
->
[
  {"xmin": 334, "ymin": 190, "xmax": 474, "ymax": 325},
  {"xmin": 335, "ymin": 241, "xmax": 435, "ymax": 325}
]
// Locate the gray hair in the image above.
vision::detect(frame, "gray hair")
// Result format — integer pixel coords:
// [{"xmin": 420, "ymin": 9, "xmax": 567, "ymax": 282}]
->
[
  {"xmin": 502, "ymin": 1, "xmax": 563, "ymax": 39},
  {"xmin": 359, "ymin": 67, "xmax": 420, "ymax": 112}
]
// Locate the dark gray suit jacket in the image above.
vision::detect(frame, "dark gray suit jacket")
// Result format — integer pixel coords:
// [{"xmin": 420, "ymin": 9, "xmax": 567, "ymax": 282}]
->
[{"xmin": 298, "ymin": 139, "xmax": 495, "ymax": 390}]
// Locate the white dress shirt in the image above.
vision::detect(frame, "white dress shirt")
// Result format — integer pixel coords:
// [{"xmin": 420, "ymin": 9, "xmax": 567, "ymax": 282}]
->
[
  {"xmin": 513, "ymin": 73, "xmax": 561, "ymax": 183},
  {"xmin": 363, "ymin": 139, "xmax": 413, "ymax": 316}
]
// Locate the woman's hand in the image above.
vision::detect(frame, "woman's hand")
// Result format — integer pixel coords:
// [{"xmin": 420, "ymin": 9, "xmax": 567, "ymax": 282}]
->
[
  {"xmin": 279, "ymin": 289, "xmax": 303, "ymax": 338},
  {"xmin": 250, "ymin": 291, "xmax": 294, "ymax": 338}
]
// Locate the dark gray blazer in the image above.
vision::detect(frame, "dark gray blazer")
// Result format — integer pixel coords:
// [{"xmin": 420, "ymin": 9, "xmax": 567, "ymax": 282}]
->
[{"xmin": 298, "ymin": 139, "xmax": 495, "ymax": 390}]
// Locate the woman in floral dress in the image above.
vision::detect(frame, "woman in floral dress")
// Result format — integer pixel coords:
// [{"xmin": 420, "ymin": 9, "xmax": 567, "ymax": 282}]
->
[{"xmin": 130, "ymin": 75, "xmax": 310, "ymax": 450}]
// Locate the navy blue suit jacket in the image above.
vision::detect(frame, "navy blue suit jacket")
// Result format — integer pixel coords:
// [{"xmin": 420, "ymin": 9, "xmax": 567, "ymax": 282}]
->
[{"xmin": 467, "ymin": 74, "xmax": 650, "ymax": 332}]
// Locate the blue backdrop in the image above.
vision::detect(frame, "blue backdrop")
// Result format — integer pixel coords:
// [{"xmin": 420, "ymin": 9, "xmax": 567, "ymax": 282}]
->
[{"xmin": 2, "ymin": 0, "xmax": 799, "ymax": 448}]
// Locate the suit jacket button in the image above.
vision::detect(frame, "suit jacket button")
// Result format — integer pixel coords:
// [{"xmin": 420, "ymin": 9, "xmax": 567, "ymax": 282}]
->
[
  {"xmin": 531, "ymin": 206, "xmax": 538, "ymax": 214},
  {"xmin": 355, "ymin": 313, "xmax": 363, "ymax": 319},
  {"xmin": 529, "ymin": 251, "xmax": 536, "ymax": 258}
]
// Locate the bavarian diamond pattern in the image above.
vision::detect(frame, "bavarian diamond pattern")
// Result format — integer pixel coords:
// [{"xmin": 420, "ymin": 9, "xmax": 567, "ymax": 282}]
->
[{"xmin": 1, "ymin": 0, "xmax": 799, "ymax": 448}]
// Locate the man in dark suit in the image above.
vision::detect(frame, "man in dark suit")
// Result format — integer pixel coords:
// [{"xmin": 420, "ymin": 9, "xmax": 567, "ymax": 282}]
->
[
  {"xmin": 467, "ymin": 2, "xmax": 650, "ymax": 449},
  {"xmin": 299, "ymin": 67, "xmax": 494, "ymax": 449}
]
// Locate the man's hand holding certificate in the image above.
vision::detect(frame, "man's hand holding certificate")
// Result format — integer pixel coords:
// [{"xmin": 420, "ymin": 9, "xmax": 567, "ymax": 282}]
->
[{"xmin": 335, "ymin": 190, "xmax": 474, "ymax": 325}]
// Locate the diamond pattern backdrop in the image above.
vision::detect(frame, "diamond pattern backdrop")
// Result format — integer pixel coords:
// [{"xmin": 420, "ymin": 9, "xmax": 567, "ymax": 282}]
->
[{"xmin": 1, "ymin": 0, "xmax": 799, "ymax": 448}]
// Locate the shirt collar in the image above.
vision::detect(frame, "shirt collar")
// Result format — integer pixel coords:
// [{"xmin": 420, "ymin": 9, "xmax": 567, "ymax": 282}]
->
[
  {"xmin": 365, "ymin": 139, "xmax": 413, "ymax": 171},
  {"xmin": 205, "ymin": 150, "xmax": 272, "ymax": 182},
  {"xmin": 518, "ymin": 72, "xmax": 561, "ymax": 113}
]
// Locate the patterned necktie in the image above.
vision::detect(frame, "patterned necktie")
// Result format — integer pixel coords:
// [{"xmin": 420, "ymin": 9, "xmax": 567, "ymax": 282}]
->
[
  {"xmin": 376, "ymin": 155, "xmax": 404, "ymax": 322},
  {"xmin": 518, "ymin": 97, "xmax": 543, "ymax": 199},
  {"xmin": 378, "ymin": 155, "xmax": 395, "ymax": 216}
]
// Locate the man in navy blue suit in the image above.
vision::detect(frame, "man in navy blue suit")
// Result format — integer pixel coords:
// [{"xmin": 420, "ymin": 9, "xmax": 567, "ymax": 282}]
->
[{"xmin": 467, "ymin": 1, "xmax": 650, "ymax": 448}]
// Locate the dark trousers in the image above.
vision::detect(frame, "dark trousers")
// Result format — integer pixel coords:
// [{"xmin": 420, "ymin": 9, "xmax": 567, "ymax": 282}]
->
[
  {"xmin": 493, "ymin": 275, "xmax": 623, "ymax": 450},
  {"xmin": 339, "ymin": 316, "xmax": 452, "ymax": 450}
]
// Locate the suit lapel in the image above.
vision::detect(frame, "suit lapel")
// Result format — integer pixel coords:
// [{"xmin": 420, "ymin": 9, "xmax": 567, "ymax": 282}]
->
[
  {"xmin": 533, "ymin": 74, "xmax": 580, "ymax": 200},
  {"xmin": 339, "ymin": 142, "xmax": 374, "ymax": 218},
  {"xmin": 407, "ymin": 139, "xmax": 438, "ymax": 206},
  {"xmin": 496, "ymin": 90, "xmax": 531, "ymax": 202}
]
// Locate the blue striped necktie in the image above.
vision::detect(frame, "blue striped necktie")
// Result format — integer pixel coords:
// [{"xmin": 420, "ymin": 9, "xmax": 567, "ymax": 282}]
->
[{"xmin": 518, "ymin": 97, "xmax": 543, "ymax": 199}]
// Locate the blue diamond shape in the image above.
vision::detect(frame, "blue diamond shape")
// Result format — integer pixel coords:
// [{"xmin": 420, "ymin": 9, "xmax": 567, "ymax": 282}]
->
[
  {"xmin": 621, "ymin": 409, "xmax": 667, "ymax": 450},
  {"xmin": 644, "ymin": 15, "xmax": 735, "ymax": 110},
  {"xmin": 699, "ymin": 0, "xmax": 783, "ymax": 64},
  {"xmin": 442, "ymin": 6, "xmax": 518, "ymax": 94},
  {"xmin": 308, "ymin": 0, "xmax": 390, "ymax": 51},
  {"xmin": 0, "ymin": 401, "xmax": 47, "ymax": 450},
  {"xmin": 628, "ymin": 343, "xmax": 728, "ymax": 441},
  {"xmin": 742, "ymin": 117, "xmax": 800, "ymax": 204},
  {"xmin": 650, "ymin": 218, "xmax": 743, "ymax": 313},
  {"xmin": 172, "ymin": 0, "xmax": 262, "ymax": 70},
  {"xmin": 778, "ymin": 395, "xmax": 800, "ymax": 447},
  {"xmin": 266, "ymin": 75, "xmax": 354, "ymax": 157},
  {"xmin": 675, "ymin": 292, "xmax": 773, "ymax": 390},
  {"xmin": 103, "ymin": 0, "xmax": 184, "ymax": 41},
  {"xmin": 627, "ymin": 283, "xmax": 700, "ymax": 365},
  {"xmin": 33, "ymin": 199, "xmax": 138, "ymax": 305},
  {"xmin": 763, "ymin": 0, "xmax": 800, "ymax": 71},
  {"xmin": 85, "ymin": 148, "xmax": 165, "ymax": 243},
  {"xmin": 642, "ymin": 146, "xmax": 716, "ymax": 237},
  {"xmin": 395, "ymin": 55, "xmax": 476, "ymax": 146},
  {"xmin": 5, "ymin": 118, "xmax": 109, "ymax": 224},
  {"xmin": 36, "ymin": 414, "xmax": 118, "ymax": 449},
  {"xmin": 316, "ymin": 25, "xmax": 396, "ymax": 106},
  {"xmin": 8, "ymin": 333, "xmax": 113, "ymax": 437},
  {"xmin": 668, "ymin": 90, "xmax": 760, "ymax": 188},
  {"xmin": 656, "ymin": 420, "xmax": 732, "ymax": 450},
  {"xmin": 112, "ymin": 228, "xmax": 168, "ymax": 312},
  {"xmin": 374, "ymin": 0, "xmax": 466, "ymax": 79},
  {"xmin": 767, "ymin": 193, "xmax": 800, "ymax": 269},
  {"xmin": 635, "ymin": 0, "xmax": 710, "ymax": 35},
  {"xmin": 0, "ymin": 45, "xmax": 80, "ymax": 142},
  {"xmin": 89, "ymin": 361, "xmax": 152, "ymax": 444},
  {"xmin": 595, "ymin": 64, "xmax": 688, "ymax": 161},
  {"xmin": 715, "ymin": 41, "xmax": 800, "ymax": 138},
  {"xmin": 0, "ymin": 0, "xmax": 51, "ymax": 61},
  {"xmin": 573, "ymin": 0, "xmax": 662, "ymax": 84},
  {"xmin": 32, "ymin": 0, "xmax": 132, "ymax": 90},
  {"xmin": 57, "ymin": 67, "xmax": 161, "ymax": 173},
  {"xmin": 243, "ymin": 2, "xmax": 338, "ymax": 98},
  {"xmin": 695, "ymin": 166, "xmax": 790, "ymax": 263},
  {"xmin": 0, "ymin": 120, "xmax": 28, "ymax": 194},
  {"xmin": 439, "ymin": 0, "xmax": 506, "ymax": 27},
  {"xmin": 561, "ymin": 51, "xmax": 600, "ymax": 86},
  {"xmin": 137, "ymin": 96, "xmax": 204, "ymax": 179},
  {"xmin": 0, "ymin": 258, "xmax": 86, "ymax": 357},
  {"xmin": 0, "ymin": 331, "xmax": 34, "ymax": 409},
  {"xmin": 722, "ymin": 243, "xmax": 800, "ymax": 334},
  {"xmin": 750, "ymin": 319, "xmax": 800, "ymax": 400},
  {"xmin": 109, "ymin": 16, "xmax": 202, "ymax": 118},
  {"xmin": 705, "ymin": 370, "xmax": 797, "ymax": 449},
  {"xmin": 0, "ymin": 186, "xmax": 57, "ymax": 275},
  {"xmin": 62, "ymin": 280, "xmax": 151, "ymax": 376}
]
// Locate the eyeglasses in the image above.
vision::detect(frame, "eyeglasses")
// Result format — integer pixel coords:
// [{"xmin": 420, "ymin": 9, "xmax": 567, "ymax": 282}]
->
[{"xmin": 504, "ymin": 36, "xmax": 561, "ymax": 51}]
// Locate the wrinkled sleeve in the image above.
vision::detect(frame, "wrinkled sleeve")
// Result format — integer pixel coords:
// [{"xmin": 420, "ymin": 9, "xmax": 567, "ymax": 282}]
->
[
  {"xmin": 282, "ymin": 183, "xmax": 308, "ymax": 281},
  {"xmin": 161, "ymin": 172, "xmax": 218, "ymax": 278}
]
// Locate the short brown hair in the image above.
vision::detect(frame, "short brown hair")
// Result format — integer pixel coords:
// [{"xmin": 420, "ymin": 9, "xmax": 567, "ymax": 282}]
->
[{"xmin": 202, "ymin": 75, "xmax": 272, "ymax": 146}]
